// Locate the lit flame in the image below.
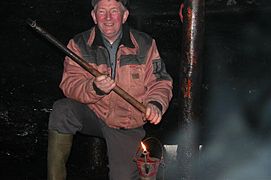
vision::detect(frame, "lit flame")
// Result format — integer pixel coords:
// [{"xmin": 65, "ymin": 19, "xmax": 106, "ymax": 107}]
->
[{"xmin": 141, "ymin": 142, "xmax": 147, "ymax": 152}]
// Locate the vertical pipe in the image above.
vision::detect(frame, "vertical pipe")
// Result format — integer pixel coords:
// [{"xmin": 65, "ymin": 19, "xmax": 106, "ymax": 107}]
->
[{"xmin": 177, "ymin": 0, "xmax": 205, "ymax": 179}]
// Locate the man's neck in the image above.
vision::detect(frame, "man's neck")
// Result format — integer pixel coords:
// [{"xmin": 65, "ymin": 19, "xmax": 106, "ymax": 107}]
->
[{"xmin": 103, "ymin": 28, "xmax": 123, "ymax": 45}]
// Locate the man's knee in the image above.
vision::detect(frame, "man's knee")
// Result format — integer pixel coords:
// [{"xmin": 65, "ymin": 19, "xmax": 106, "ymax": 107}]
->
[
  {"xmin": 52, "ymin": 98, "xmax": 72, "ymax": 111},
  {"xmin": 48, "ymin": 98, "xmax": 82, "ymax": 134}
]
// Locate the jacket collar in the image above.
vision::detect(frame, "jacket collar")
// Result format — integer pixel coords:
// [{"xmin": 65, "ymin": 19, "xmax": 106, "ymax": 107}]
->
[{"xmin": 92, "ymin": 23, "xmax": 135, "ymax": 48}]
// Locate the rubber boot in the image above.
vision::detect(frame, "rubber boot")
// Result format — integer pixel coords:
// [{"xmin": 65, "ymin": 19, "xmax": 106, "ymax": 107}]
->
[{"xmin": 47, "ymin": 130, "xmax": 73, "ymax": 180}]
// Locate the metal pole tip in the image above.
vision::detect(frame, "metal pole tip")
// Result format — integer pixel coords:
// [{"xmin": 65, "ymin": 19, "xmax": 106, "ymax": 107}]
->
[{"xmin": 26, "ymin": 18, "xmax": 36, "ymax": 27}]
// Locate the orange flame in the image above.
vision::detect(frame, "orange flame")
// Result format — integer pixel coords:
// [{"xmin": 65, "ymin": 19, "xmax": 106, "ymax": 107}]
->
[{"xmin": 141, "ymin": 142, "xmax": 147, "ymax": 152}]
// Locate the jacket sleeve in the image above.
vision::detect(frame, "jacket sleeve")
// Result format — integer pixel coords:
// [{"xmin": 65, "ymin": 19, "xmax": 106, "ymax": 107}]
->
[
  {"xmin": 59, "ymin": 39, "xmax": 105, "ymax": 104},
  {"xmin": 144, "ymin": 40, "xmax": 173, "ymax": 114}
]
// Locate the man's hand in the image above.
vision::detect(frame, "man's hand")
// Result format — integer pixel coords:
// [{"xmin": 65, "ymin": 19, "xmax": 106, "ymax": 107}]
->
[
  {"xmin": 93, "ymin": 75, "xmax": 116, "ymax": 94},
  {"xmin": 145, "ymin": 103, "xmax": 162, "ymax": 125}
]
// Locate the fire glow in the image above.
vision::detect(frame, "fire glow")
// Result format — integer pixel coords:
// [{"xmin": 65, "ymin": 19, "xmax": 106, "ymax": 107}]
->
[
  {"xmin": 141, "ymin": 141, "xmax": 150, "ymax": 174},
  {"xmin": 141, "ymin": 142, "xmax": 147, "ymax": 153}
]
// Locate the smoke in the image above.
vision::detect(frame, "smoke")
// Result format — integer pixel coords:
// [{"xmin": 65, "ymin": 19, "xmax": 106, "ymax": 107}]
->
[
  {"xmin": 192, "ymin": 10, "xmax": 271, "ymax": 179},
  {"xmin": 196, "ymin": 82, "xmax": 271, "ymax": 180},
  {"xmin": 195, "ymin": 92, "xmax": 271, "ymax": 180}
]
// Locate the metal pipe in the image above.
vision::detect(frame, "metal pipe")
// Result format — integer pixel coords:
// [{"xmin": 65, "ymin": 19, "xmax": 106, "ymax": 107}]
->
[
  {"xmin": 177, "ymin": 0, "xmax": 205, "ymax": 179},
  {"xmin": 26, "ymin": 18, "xmax": 146, "ymax": 113}
]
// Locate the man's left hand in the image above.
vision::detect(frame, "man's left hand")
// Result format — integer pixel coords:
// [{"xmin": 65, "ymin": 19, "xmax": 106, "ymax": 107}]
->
[{"xmin": 145, "ymin": 103, "xmax": 162, "ymax": 125}]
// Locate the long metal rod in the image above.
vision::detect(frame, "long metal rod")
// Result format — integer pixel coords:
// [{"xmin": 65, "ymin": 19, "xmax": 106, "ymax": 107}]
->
[
  {"xmin": 177, "ymin": 0, "xmax": 205, "ymax": 179},
  {"xmin": 26, "ymin": 18, "xmax": 146, "ymax": 113}
]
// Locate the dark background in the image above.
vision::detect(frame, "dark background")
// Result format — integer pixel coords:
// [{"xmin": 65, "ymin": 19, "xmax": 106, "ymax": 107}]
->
[{"xmin": 1, "ymin": 0, "xmax": 271, "ymax": 179}]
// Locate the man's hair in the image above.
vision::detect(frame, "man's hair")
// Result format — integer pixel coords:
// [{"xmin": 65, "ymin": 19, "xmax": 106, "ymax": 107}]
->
[{"xmin": 91, "ymin": 0, "xmax": 129, "ymax": 8}]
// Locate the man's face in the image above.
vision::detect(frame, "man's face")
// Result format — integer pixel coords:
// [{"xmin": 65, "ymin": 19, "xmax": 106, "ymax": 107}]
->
[{"xmin": 91, "ymin": 0, "xmax": 129, "ymax": 43}]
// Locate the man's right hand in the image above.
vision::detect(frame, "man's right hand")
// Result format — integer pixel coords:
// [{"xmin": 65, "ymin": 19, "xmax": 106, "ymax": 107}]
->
[{"xmin": 93, "ymin": 75, "xmax": 116, "ymax": 94}]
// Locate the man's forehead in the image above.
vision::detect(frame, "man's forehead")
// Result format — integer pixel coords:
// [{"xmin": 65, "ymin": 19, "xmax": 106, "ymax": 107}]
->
[{"xmin": 91, "ymin": 0, "xmax": 128, "ymax": 8}]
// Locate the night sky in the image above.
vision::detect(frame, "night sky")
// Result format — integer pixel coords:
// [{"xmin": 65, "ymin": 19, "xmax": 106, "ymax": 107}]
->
[{"xmin": 1, "ymin": 0, "xmax": 271, "ymax": 179}]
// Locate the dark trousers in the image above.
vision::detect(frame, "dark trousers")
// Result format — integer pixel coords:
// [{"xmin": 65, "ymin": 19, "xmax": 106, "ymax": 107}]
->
[{"xmin": 48, "ymin": 98, "xmax": 145, "ymax": 180}]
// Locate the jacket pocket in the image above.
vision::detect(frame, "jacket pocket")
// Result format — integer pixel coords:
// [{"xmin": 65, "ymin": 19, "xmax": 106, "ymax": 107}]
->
[{"xmin": 129, "ymin": 65, "xmax": 145, "ymax": 97}]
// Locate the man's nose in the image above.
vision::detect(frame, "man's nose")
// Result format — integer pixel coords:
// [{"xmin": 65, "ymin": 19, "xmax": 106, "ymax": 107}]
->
[{"xmin": 106, "ymin": 12, "xmax": 111, "ymax": 20}]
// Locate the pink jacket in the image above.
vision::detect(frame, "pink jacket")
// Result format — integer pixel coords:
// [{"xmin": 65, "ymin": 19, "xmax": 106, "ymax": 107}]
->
[{"xmin": 59, "ymin": 25, "xmax": 173, "ymax": 129}]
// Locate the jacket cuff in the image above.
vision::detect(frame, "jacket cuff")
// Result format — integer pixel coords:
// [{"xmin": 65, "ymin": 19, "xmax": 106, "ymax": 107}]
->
[
  {"xmin": 93, "ymin": 82, "xmax": 108, "ymax": 96},
  {"xmin": 148, "ymin": 101, "xmax": 163, "ymax": 113}
]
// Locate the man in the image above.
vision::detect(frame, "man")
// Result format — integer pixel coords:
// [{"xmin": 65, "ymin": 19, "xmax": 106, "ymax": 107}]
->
[{"xmin": 47, "ymin": 0, "xmax": 173, "ymax": 179}]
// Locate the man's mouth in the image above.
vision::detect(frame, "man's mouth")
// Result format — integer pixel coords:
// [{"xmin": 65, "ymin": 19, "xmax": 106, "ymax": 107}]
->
[{"xmin": 104, "ymin": 23, "xmax": 114, "ymax": 27}]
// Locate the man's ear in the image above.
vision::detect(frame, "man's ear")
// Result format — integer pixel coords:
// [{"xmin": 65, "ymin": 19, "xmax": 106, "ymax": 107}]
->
[
  {"xmin": 122, "ymin": 10, "xmax": 129, "ymax": 24},
  {"xmin": 91, "ymin": 10, "xmax": 97, "ymax": 24}
]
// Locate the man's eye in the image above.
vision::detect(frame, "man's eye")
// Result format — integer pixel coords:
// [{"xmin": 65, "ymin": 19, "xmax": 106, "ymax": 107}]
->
[
  {"xmin": 98, "ymin": 10, "xmax": 106, "ymax": 14},
  {"xmin": 111, "ymin": 9, "xmax": 119, "ymax": 14}
]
